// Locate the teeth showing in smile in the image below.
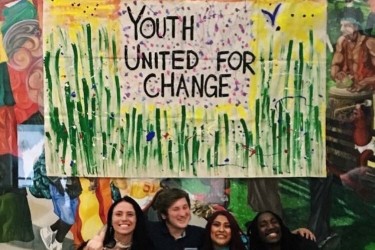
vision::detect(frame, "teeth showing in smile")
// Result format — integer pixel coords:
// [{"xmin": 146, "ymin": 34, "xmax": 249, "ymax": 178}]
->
[{"xmin": 216, "ymin": 235, "xmax": 227, "ymax": 238}]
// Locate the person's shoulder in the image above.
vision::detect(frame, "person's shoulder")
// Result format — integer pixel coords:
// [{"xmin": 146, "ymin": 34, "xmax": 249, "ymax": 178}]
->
[
  {"xmin": 146, "ymin": 220, "xmax": 164, "ymax": 230},
  {"xmin": 294, "ymin": 234, "xmax": 319, "ymax": 250},
  {"xmin": 185, "ymin": 225, "xmax": 205, "ymax": 246},
  {"xmin": 365, "ymin": 37, "xmax": 375, "ymax": 54},
  {"xmin": 186, "ymin": 224, "xmax": 204, "ymax": 231},
  {"xmin": 186, "ymin": 224, "xmax": 205, "ymax": 235},
  {"xmin": 334, "ymin": 36, "xmax": 348, "ymax": 52},
  {"xmin": 147, "ymin": 220, "xmax": 162, "ymax": 226}
]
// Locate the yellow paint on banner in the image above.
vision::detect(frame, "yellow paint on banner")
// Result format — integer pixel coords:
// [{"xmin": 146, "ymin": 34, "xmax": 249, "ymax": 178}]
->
[{"xmin": 44, "ymin": 0, "xmax": 120, "ymax": 42}]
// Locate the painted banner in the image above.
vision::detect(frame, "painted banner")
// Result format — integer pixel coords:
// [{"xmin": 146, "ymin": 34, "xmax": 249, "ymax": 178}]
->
[{"xmin": 44, "ymin": 0, "xmax": 326, "ymax": 177}]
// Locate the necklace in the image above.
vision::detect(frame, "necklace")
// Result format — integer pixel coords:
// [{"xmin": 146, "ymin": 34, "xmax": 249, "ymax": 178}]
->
[{"xmin": 115, "ymin": 239, "xmax": 132, "ymax": 250}]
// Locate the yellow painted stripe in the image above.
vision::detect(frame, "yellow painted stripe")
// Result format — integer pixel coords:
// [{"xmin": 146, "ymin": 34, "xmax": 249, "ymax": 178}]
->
[
  {"xmin": 0, "ymin": 33, "xmax": 8, "ymax": 63},
  {"xmin": 77, "ymin": 178, "xmax": 104, "ymax": 241}
]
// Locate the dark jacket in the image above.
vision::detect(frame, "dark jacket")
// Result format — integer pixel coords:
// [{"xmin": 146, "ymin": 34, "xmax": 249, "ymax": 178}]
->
[{"xmin": 147, "ymin": 221, "xmax": 205, "ymax": 250}]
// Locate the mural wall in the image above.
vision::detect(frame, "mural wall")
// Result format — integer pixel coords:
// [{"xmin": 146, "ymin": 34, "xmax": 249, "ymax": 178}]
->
[{"xmin": 0, "ymin": 0, "xmax": 374, "ymax": 250}]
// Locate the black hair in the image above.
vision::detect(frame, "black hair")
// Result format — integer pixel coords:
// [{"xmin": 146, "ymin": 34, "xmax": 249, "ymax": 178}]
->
[
  {"xmin": 103, "ymin": 196, "xmax": 149, "ymax": 250},
  {"xmin": 202, "ymin": 210, "xmax": 247, "ymax": 250},
  {"xmin": 340, "ymin": 6, "xmax": 364, "ymax": 27},
  {"xmin": 247, "ymin": 210, "xmax": 297, "ymax": 250}
]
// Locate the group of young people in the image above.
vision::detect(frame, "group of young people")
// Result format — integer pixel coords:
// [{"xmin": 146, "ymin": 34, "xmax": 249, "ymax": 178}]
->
[{"xmin": 79, "ymin": 188, "xmax": 318, "ymax": 250}]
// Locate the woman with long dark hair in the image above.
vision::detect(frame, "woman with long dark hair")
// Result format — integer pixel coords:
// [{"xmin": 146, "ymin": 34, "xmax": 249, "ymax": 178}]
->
[
  {"xmin": 80, "ymin": 195, "xmax": 152, "ymax": 250},
  {"xmin": 201, "ymin": 210, "xmax": 248, "ymax": 250},
  {"xmin": 247, "ymin": 211, "xmax": 318, "ymax": 250}
]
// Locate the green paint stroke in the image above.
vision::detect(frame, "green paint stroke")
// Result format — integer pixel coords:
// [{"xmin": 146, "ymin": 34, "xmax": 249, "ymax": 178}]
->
[
  {"xmin": 286, "ymin": 113, "xmax": 291, "ymax": 173},
  {"xmin": 240, "ymin": 119, "xmax": 249, "ymax": 169},
  {"xmin": 168, "ymin": 140, "xmax": 173, "ymax": 170},
  {"xmin": 105, "ymin": 87, "xmax": 113, "ymax": 137},
  {"xmin": 192, "ymin": 127, "xmax": 199, "ymax": 176},
  {"xmin": 101, "ymin": 132, "xmax": 107, "ymax": 175},
  {"xmin": 184, "ymin": 124, "xmax": 190, "ymax": 172},
  {"xmin": 284, "ymin": 40, "xmax": 294, "ymax": 101},
  {"xmin": 155, "ymin": 108, "xmax": 163, "ymax": 165},
  {"xmin": 256, "ymin": 145, "xmax": 265, "ymax": 167},
  {"xmin": 304, "ymin": 120, "xmax": 312, "ymax": 172},
  {"xmin": 214, "ymin": 131, "xmax": 220, "ymax": 167},
  {"xmin": 271, "ymin": 109, "xmax": 277, "ymax": 171},
  {"xmin": 207, "ymin": 148, "xmax": 211, "ymax": 169},
  {"xmin": 277, "ymin": 107, "xmax": 283, "ymax": 174},
  {"xmin": 180, "ymin": 105, "xmax": 186, "ymax": 170},
  {"xmin": 135, "ymin": 114, "xmax": 143, "ymax": 167},
  {"xmin": 63, "ymin": 82, "xmax": 78, "ymax": 175},
  {"xmin": 224, "ymin": 113, "xmax": 229, "ymax": 150},
  {"xmin": 255, "ymin": 99, "xmax": 260, "ymax": 146}
]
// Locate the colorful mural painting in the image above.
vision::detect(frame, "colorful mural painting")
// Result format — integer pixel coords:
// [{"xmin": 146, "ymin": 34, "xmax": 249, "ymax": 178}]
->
[
  {"xmin": 43, "ymin": 0, "xmax": 326, "ymax": 177},
  {"xmin": 0, "ymin": 0, "xmax": 375, "ymax": 250}
]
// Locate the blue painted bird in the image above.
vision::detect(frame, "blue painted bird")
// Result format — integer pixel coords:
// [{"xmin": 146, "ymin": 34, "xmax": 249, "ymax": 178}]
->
[{"xmin": 261, "ymin": 3, "xmax": 282, "ymax": 27}]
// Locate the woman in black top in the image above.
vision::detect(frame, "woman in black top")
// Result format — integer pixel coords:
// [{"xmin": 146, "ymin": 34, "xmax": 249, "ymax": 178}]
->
[
  {"xmin": 247, "ymin": 211, "xmax": 318, "ymax": 250},
  {"xmin": 80, "ymin": 196, "xmax": 152, "ymax": 250}
]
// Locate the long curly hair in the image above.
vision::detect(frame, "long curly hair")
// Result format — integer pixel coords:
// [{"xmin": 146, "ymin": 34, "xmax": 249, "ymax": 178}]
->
[
  {"xmin": 247, "ymin": 210, "xmax": 298, "ymax": 250},
  {"xmin": 103, "ymin": 196, "xmax": 149, "ymax": 250},
  {"xmin": 201, "ymin": 210, "xmax": 247, "ymax": 250}
]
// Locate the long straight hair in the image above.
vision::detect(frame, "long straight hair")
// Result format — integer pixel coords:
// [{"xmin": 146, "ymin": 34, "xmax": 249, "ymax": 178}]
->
[
  {"xmin": 103, "ymin": 196, "xmax": 149, "ymax": 250},
  {"xmin": 202, "ymin": 210, "xmax": 247, "ymax": 250}
]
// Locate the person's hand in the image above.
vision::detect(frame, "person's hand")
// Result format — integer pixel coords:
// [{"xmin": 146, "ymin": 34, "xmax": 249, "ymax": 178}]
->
[
  {"xmin": 334, "ymin": 72, "xmax": 353, "ymax": 89},
  {"xmin": 349, "ymin": 76, "xmax": 375, "ymax": 92},
  {"xmin": 334, "ymin": 71, "xmax": 348, "ymax": 82},
  {"xmin": 84, "ymin": 228, "xmax": 105, "ymax": 250},
  {"xmin": 292, "ymin": 228, "xmax": 316, "ymax": 241}
]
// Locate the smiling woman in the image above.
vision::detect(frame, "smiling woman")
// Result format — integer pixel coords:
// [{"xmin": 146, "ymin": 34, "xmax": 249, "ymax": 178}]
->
[
  {"xmin": 202, "ymin": 210, "xmax": 248, "ymax": 250},
  {"xmin": 104, "ymin": 196, "xmax": 152, "ymax": 250},
  {"xmin": 247, "ymin": 211, "xmax": 318, "ymax": 250},
  {"xmin": 79, "ymin": 196, "xmax": 152, "ymax": 250}
]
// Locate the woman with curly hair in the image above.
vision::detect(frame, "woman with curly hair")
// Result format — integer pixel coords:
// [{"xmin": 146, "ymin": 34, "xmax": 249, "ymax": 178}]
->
[{"xmin": 247, "ymin": 211, "xmax": 318, "ymax": 250}]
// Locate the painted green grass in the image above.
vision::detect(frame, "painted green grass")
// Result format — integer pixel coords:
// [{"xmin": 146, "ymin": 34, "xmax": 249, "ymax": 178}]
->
[
  {"xmin": 255, "ymin": 30, "xmax": 324, "ymax": 176},
  {"xmin": 44, "ymin": 25, "xmax": 324, "ymax": 177},
  {"xmin": 45, "ymin": 25, "xmax": 254, "ymax": 176}
]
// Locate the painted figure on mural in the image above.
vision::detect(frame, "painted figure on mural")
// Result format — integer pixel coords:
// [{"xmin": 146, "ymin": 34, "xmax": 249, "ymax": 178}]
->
[
  {"xmin": 331, "ymin": 9, "xmax": 375, "ymax": 91},
  {"xmin": 329, "ymin": 0, "xmax": 375, "ymax": 196},
  {"xmin": 309, "ymin": 2, "xmax": 375, "ymax": 247},
  {"xmin": 339, "ymin": 103, "xmax": 375, "ymax": 197},
  {"xmin": 40, "ymin": 177, "xmax": 82, "ymax": 250}
]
